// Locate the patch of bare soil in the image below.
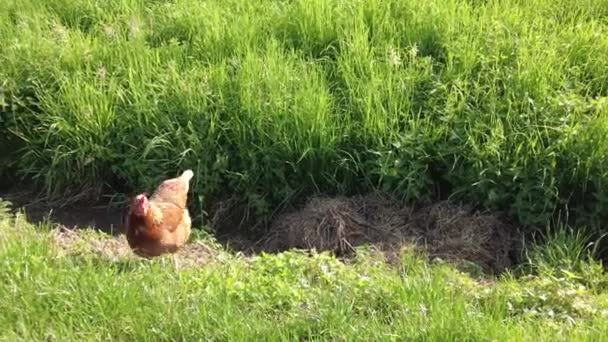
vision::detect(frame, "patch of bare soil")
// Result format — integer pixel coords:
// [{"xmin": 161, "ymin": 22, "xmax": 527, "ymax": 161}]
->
[
  {"xmin": 53, "ymin": 227, "xmax": 216, "ymax": 268},
  {"xmin": 1, "ymin": 190, "xmax": 124, "ymax": 234},
  {"xmin": 3, "ymin": 189, "xmax": 522, "ymax": 273},
  {"xmin": 257, "ymin": 194, "xmax": 521, "ymax": 273}
]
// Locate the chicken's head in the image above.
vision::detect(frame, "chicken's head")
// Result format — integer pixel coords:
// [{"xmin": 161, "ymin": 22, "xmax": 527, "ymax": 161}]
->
[{"xmin": 132, "ymin": 193, "xmax": 149, "ymax": 216}]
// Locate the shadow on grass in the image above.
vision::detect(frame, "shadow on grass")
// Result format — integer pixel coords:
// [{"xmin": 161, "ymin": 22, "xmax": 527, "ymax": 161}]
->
[{"xmin": 1, "ymin": 188, "xmax": 124, "ymax": 236}]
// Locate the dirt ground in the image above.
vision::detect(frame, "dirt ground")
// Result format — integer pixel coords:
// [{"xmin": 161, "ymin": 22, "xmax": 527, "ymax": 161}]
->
[
  {"xmin": 1, "ymin": 190, "xmax": 522, "ymax": 273},
  {"xmin": 53, "ymin": 226, "xmax": 218, "ymax": 268},
  {"xmin": 1, "ymin": 190, "xmax": 125, "ymax": 235}
]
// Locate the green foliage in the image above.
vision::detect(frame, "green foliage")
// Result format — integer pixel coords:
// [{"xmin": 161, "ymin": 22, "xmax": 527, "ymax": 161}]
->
[
  {"xmin": 487, "ymin": 275, "xmax": 606, "ymax": 324},
  {"xmin": 523, "ymin": 224, "xmax": 608, "ymax": 290},
  {"xmin": 1, "ymin": 0, "xmax": 608, "ymax": 231}
]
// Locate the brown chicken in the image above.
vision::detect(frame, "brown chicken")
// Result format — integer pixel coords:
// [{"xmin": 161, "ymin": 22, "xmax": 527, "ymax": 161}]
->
[{"xmin": 125, "ymin": 169, "xmax": 194, "ymax": 258}]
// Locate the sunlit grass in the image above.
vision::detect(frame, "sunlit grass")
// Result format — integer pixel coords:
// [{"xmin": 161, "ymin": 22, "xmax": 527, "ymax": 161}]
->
[
  {"xmin": 0, "ymin": 202, "xmax": 607, "ymax": 340},
  {"xmin": 1, "ymin": 0, "xmax": 608, "ymax": 231}
]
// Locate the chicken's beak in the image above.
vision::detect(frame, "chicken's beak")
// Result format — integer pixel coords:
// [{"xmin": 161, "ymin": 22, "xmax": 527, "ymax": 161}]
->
[{"xmin": 133, "ymin": 194, "xmax": 149, "ymax": 216}]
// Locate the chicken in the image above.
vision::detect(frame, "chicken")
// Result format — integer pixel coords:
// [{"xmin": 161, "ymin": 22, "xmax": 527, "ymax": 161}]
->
[{"xmin": 124, "ymin": 169, "xmax": 194, "ymax": 258}]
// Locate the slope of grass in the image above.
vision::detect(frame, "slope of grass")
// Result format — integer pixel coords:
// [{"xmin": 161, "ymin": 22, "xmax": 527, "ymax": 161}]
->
[
  {"xmin": 1, "ymin": 0, "xmax": 608, "ymax": 231},
  {"xmin": 1, "ymin": 202, "xmax": 607, "ymax": 340}
]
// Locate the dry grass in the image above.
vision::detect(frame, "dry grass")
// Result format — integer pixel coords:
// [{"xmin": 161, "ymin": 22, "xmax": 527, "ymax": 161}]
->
[
  {"xmin": 262, "ymin": 194, "xmax": 519, "ymax": 273},
  {"xmin": 53, "ymin": 227, "xmax": 216, "ymax": 268}
]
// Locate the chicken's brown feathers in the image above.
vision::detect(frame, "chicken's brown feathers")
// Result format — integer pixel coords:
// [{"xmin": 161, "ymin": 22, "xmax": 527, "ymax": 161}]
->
[{"xmin": 124, "ymin": 170, "xmax": 194, "ymax": 257}]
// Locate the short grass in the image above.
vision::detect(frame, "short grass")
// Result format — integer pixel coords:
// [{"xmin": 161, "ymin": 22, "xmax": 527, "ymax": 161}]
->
[
  {"xmin": 2, "ymin": 0, "xmax": 608, "ymax": 232},
  {"xmin": 1, "ymin": 201, "xmax": 608, "ymax": 341}
]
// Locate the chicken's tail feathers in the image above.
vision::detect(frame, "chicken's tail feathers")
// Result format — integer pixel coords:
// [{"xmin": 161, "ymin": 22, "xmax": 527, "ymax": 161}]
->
[{"xmin": 180, "ymin": 169, "xmax": 194, "ymax": 182}]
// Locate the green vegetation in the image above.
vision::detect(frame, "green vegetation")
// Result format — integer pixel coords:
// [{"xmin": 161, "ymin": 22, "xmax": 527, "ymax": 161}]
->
[
  {"xmin": 2, "ymin": 1, "xmax": 608, "ymax": 337},
  {"xmin": 0, "ymin": 202, "xmax": 607, "ymax": 340},
  {"xmin": 1, "ymin": 0, "xmax": 607, "ymax": 231}
]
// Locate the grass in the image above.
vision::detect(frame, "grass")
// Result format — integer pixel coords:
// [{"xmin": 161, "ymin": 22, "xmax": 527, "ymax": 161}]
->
[
  {"xmin": 1, "ymin": 0, "xmax": 608, "ymax": 233},
  {"xmin": 1, "ymin": 201, "xmax": 608, "ymax": 341},
  {"xmin": 2, "ymin": 1, "xmax": 608, "ymax": 338}
]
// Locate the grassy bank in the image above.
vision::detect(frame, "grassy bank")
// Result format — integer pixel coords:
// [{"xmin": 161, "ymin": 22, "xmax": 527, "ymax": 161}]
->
[
  {"xmin": 1, "ymin": 0, "xmax": 608, "ymax": 231},
  {"xmin": 1, "ymin": 202, "xmax": 607, "ymax": 340}
]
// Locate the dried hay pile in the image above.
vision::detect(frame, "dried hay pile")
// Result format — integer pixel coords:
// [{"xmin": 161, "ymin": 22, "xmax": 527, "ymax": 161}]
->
[{"xmin": 261, "ymin": 195, "xmax": 520, "ymax": 273}]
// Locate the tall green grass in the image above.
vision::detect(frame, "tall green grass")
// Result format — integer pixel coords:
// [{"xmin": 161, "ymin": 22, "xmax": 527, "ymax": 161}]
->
[
  {"xmin": 1, "ymin": 203, "xmax": 607, "ymax": 340},
  {"xmin": 1, "ymin": 0, "xmax": 608, "ymax": 230}
]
